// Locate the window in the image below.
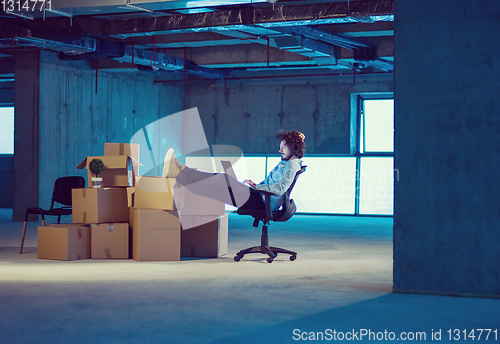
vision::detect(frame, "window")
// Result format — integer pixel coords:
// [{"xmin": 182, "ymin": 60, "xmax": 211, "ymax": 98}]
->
[
  {"xmin": 355, "ymin": 95, "xmax": 394, "ymax": 216},
  {"xmin": 0, "ymin": 107, "xmax": 14, "ymax": 154},
  {"xmin": 358, "ymin": 157, "xmax": 394, "ymax": 215},
  {"xmin": 360, "ymin": 99, "xmax": 394, "ymax": 153}
]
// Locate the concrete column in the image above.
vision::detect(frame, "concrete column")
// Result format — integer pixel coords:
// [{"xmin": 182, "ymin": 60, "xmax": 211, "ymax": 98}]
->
[
  {"xmin": 394, "ymin": 0, "xmax": 500, "ymax": 296},
  {"xmin": 13, "ymin": 51, "xmax": 40, "ymax": 221}
]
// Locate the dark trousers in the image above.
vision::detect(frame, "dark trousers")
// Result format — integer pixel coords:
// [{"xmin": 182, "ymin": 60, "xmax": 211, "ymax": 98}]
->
[{"xmin": 176, "ymin": 167, "xmax": 264, "ymax": 210}]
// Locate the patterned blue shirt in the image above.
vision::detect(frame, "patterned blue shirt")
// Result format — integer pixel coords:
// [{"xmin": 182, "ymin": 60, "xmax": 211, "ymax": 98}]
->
[{"xmin": 254, "ymin": 158, "xmax": 303, "ymax": 210}]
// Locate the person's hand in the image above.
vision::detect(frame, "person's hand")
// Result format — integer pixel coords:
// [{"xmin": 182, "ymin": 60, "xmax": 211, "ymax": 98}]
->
[{"xmin": 243, "ymin": 179, "xmax": 257, "ymax": 188}]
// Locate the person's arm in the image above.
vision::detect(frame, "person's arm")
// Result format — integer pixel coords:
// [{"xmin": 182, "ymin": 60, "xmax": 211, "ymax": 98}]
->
[
  {"xmin": 253, "ymin": 160, "xmax": 301, "ymax": 195},
  {"xmin": 243, "ymin": 179, "xmax": 257, "ymax": 188}
]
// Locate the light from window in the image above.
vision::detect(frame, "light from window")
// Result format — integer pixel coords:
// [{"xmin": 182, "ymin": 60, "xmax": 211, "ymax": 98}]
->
[
  {"xmin": 358, "ymin": 157, "xmax": 394, "ymax": 215},
  {"xmin": 362, "ymin": 99, "xmax": 394, "ymax": 153},
  {"xmin": 289, "ymin": 157, "xmax": 357, "ymax": 214},
  {"xmin": 0, "ymin": 107, "xmax": 14, "ymax": 154}
]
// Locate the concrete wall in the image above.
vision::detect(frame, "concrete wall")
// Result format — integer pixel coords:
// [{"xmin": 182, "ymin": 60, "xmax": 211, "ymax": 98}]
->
[
  {"xmin": 0, "ymin": 82, "xmax": 14, "ymax": 105},
  {"xmin": 13, "ymin": 51, "xmax": 184, "ymax": 220},
  {"xmin": 394, "ymin": 0, "xmax": 500, "ymax": 296},
  {"xmin": 184, "ymin": 73, "xmax": 394, "ymax": 155},
  {"xmin": 13, "ymin": 51, "xmax": 39, "ymax": 221},
  {"xmin": 0, "ymin": 155, "xmax": 13, "ymax": 208}
]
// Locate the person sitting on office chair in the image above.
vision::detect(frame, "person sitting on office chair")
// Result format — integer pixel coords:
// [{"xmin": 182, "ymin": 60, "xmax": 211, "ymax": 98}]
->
[{"xmin": 162, "ymin": 130, "xmax": 305, "ymax": 212}]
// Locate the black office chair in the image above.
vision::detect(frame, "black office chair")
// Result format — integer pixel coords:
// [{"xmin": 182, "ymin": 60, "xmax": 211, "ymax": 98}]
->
[
  {"xmin": 234, "ymin": 166, "xmax": 306, "ymax": 263},
  {"xmin": 19, "ymin": 176, "xmax": 86, "ymax": 254}
]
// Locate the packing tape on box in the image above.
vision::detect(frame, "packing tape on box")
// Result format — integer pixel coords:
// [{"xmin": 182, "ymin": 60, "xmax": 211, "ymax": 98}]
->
[
  {"xmin": 108, "ymin": 224, "xmax": 114, "ymax": 232},
  {"xmin": 82, "ymin": 212, "xmax": 87, "ymax": 224},
  {"xmin": 78, "ymin": 254, "xmax": 81, "ymax": 260},
  {"xmin": 119, "ymin": 143, "xmax": 125, "ymax": 155},
  {"xmin": 78, "ymin": 228, "xmax": 82, "ymax": 239},
  {"xmin": 82, "ymin": 189, "xmax": 87, "ymax": 197},
  {"xmin": 105, "ymin": 247, "xmax": 112, "ymax": 259}
]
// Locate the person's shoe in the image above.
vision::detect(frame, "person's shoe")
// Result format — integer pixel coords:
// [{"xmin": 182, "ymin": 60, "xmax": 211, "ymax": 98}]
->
[{"xmin": 162, "ymin": 148, "xmax": 181, "ymax": 178}]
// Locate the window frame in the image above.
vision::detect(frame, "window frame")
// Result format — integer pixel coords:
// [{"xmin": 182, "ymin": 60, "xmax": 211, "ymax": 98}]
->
[
  {"xmin": 352, "ymin": 92, "xmax": 394, "ymax": 216},
  {"xmin": 0, "ymin": 105, "xmax": 14, "ymax": 155}
]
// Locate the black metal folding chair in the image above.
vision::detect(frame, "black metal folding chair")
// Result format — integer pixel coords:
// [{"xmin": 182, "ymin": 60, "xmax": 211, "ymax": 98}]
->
[{"xmin": 19, "ymin": 176, "xmax": 85, "ymax": 254}]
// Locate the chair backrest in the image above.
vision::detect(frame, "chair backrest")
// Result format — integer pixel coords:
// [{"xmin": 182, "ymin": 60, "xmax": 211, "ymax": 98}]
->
[
  {"xmin": 274, "ymin": 165, "xmax": 306, "ymax": 222},
  {"xmin": 51, "ymin": 176, "xmax": 86, "ymax": 208}
]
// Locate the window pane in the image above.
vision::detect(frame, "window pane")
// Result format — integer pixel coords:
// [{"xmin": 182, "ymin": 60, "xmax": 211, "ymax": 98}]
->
[
  {"xmin": 266, "ymin": 157, "xmax": 282, "ymax": 175},
  {"xmin": 0, "ymin": 107, "xmax": 14, "ymax": 154},
  {"xmin": 358, "ymin": 157, "xmax": 394, "ymax": 215},
  {"xmin": 289, "ymin": 157, "xmax": 356, "ymax": 214},
  {"xmin": 363, "ymin": 99, "xmax": 394, "ymax": 152}
]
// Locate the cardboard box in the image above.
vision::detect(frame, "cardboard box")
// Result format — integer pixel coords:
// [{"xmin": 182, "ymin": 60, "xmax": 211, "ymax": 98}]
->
[
  {"xmin": 134, "ymin": 176, "xmax": 176, "ymax": 210},
  {"xmin": 126, "ymin": 187, "xmax": 135, "ymax": 207},
  {"xmin": 38, "ymin": 224, "xmax": 91, "ymax": 261},
  {"xmin": 132, "ymin": 208, "xmax": 181, "ymax": 261},
  {"xmin": 174, "ymin": 184, "xmax": 225, "ymax": 216},
  {"xmin": 77, "ymin": 155, "xmax": 139, "ymax": 188},
  {"xmin": 72, "ymin": 188, "xmax": 128, "ymax": 224},
  {"xmin": 91, "ymin": 223, "xmax": 129, "ymax": 259},
  {"xmin": 104, "ymin": 142, "xmax": 140, "ymax": 177},
  {"xmin": 128, "ymin": 207, "xmax": 135, "ymax": 259},
  {"xmin": 104, "ymin": 142, "xmax": 140, "ymax": 161},
  {"xmin": 181, "ymin": 215, "xmax": 228, "ymax": 258}
]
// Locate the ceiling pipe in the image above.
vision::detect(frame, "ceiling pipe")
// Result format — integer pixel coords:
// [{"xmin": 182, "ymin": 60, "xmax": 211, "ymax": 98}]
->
[{"xmin": 153, "ymin": 70, "xmax": 393, "ymax": 84}]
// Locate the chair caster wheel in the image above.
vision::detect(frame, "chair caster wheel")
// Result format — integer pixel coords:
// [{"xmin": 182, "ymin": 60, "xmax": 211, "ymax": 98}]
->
[
  {"xmin": 289, "ymin": 255, "xmax": 296, "ymax": 261},
  {"xmin": 273, "ymin": 252, "xmax": 278, "ymax": 258},
  {"xmin": 266, "ymin": 257, "xmax": 273, "ymax": 263},
  {"xmin": 234, "ymin": 255, "xmax": 241, "ymax": 262}
]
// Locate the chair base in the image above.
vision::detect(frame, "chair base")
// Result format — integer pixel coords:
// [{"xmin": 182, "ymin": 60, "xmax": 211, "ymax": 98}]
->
[{"xmin": 234, "ymin": 245, "xmax": 297, "ymax": 263}]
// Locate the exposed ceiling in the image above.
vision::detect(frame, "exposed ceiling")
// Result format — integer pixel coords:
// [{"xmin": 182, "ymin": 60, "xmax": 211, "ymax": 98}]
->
[{"xmin": 0, "ymin": 0, "xmax": 394, "ymax": 81}]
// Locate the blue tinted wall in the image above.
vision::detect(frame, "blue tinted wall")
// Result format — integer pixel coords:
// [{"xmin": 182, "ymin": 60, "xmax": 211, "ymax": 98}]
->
[{"xmin": 394, "ymin": 0, "xmax": 500, "ymax": 296}]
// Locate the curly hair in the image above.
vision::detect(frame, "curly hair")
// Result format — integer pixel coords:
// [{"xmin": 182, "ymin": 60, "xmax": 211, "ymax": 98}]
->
[{"xmin": 276, "ymin": 130, "xmax": 306, "ymax": 159}]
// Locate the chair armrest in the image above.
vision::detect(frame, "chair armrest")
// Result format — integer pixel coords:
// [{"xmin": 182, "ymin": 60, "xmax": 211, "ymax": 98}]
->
[{"xmin": 252, "ymin": 189, "xmax": 275, "ymax": 222}]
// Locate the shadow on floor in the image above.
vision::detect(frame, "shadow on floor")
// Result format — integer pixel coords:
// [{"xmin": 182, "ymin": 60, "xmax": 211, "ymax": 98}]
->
[{"xmin": 210, "ymin": 293, "xmax": 500, "ymax": 343}]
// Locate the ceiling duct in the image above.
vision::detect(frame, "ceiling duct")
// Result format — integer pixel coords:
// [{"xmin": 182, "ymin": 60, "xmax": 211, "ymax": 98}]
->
[
  {"xmin": 114, "ymin": 45, "xmax": 231, "ymax": 79},
  {"xmin": 58, "ymin": 39, "xmax": 122, "ymax": 59},
  {"xmin": 0, "ymin": 36, "xmax": 97, "ymax": 55},
  {"xmin": 273, "ymin": 25, "xmax": 393, "ymax": 72},
  {"xmin": 362, "ymin": 58, "xmax": 393, "ymax": 71},
  {"xmin": 273, "ymin": 26, "xmax": 372, "ymax": 50},
  {"xmin": 274, "ymin": 34, "xmax": 338, "ymax": 66},
  {"xmin": 58, "ymin": 41, "xmax": 230, "ymax": 78},
  {"xmin": 0, "ymin": 29, "xmax": 229, "ymax": 79},
  {"xmin": 82, "ymin": 0, "xmax": 393, "ymax": 38}
]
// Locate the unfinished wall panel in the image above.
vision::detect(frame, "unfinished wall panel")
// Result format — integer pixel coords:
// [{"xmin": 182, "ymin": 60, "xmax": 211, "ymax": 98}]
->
[
  {"xmin": 36, "ymin": 51, "xmax": 184, "ymax": 211},
  {"xmin": 185, "ymin": 74, "xmax": 393, "ymax": 156}
]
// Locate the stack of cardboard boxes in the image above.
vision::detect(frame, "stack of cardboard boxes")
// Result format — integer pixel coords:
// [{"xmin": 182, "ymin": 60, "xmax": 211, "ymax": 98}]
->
[{"xmin": 37, "ymin": 143, "xmax": 228, "ymax": 262}]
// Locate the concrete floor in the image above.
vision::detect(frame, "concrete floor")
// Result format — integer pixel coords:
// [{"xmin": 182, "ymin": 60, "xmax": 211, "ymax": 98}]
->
[{"xmin": 1, "ymin": 209, "xmax": 499, "ymax": 343}]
